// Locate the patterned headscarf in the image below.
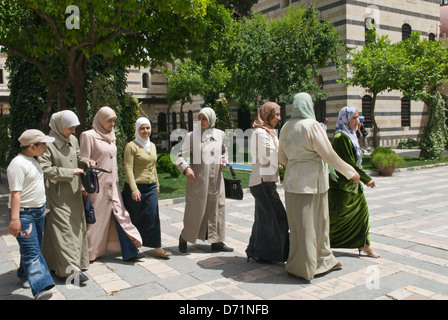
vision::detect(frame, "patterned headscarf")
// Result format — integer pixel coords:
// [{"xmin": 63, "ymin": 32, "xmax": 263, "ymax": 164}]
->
[
  {"xmin": 92, "ymin": 106, "xmax": 117, "ymax": 143},
  {"xmin": 336, "ymin": 106, "xmax": 363, "ymax": 167}
]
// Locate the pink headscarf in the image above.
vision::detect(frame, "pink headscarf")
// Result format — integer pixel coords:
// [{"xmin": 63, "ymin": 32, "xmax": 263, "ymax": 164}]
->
[{"xmin": 92, "ymin": 106, "xmax": 117, "ymax": 143}]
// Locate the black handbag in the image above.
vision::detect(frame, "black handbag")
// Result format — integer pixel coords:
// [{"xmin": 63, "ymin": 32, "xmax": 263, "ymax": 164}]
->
[
  {"xmin": 80, "ymin": 166, "xmax": 111, "ymax": 194},
  {"xmin": 83, "ymin": 195, "xmax": 96, "ymax": 224},
  {"xmin": 224, "ymin": 164, "xmax": 244, "ymax": 200}
]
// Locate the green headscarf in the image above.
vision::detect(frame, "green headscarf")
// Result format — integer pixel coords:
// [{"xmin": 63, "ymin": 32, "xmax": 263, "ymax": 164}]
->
[{"xmin": 291, "ymin": 92, "xmax": 316, "ymax": 120}]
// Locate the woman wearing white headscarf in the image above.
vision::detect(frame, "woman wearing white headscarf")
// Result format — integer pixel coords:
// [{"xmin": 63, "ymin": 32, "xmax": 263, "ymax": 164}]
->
[
  {"xmin": 176, "ymin": 107, "xmax": 231, "ymax": 253},
  {"xmin": 329, "ymin": 107, "xmax": 379, "ymax": 257},
  {"xmin": 122, "ymin": 117, "xmax": 171, "ymax": 259},
  {"xmin": 279, "ymin": 93, "xmax": 360, "ymax": 281},
  {"xmin": 79, "ymin": 106, "xmax": 142, "ymax": 262},
  {"xmin": 38, "ymin": 110, "xmax": 95, "ymax": 282}
]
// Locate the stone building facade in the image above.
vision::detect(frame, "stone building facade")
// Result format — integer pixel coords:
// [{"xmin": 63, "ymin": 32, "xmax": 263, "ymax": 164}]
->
[{"xmin": 252, "ymin": 0, "xmax": 441, "ymax": 146}]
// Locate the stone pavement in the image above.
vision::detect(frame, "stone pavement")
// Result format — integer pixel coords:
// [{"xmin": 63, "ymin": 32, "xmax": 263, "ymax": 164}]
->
[{"xmin": 1, "ymin": 164, "xmax": 448, "ymax": 303}]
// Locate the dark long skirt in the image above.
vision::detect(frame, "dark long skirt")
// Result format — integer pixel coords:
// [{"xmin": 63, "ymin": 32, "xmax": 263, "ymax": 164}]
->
[
  {"xmin": 246, "ymin": 182, "xmax": 289, "ymax": 263},
  {"xmin": 122, "ymin": 182, "xmax": 161, "ymax": 248}
]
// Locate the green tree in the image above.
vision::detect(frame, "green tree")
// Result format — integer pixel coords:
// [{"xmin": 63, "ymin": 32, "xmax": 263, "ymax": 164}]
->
[
  {"xmin": 218, "ymin": 0, "xmax": 258, "ymax": 18},
  {"xmin": 396, "ymin": 32, "xmax": 448, "ymax": 159},
  {"xmin": 231, "ymin": 5, "xmax": 343, "ymax": 111},
  {"xmin": 163, "ymin": 60, "xmax": 204, "ymax": 129},
  {"xmin": 0, "ymin": 0, "xmax": 219, "ymax": 133},
  {"xmin": 338, "ymin": 32, "xmax": 403, "ymax": 147}
]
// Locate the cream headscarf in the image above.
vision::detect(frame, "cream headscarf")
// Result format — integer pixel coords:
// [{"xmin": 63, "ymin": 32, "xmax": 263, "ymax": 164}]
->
[
  {"xmin": 198, "ymin": 107, "xmax": 216, "ymax": 129},
  {"xmin": 92, "ymin": 106, "xmax": 117, "ymax": 143},
  {"xmin": 134, "ymin": 117, "xmax": 151, "ymax": 152},
  {"xmin": 291, "ymin": 92, "xmax": 316, "ymax": 120},
  {"xmin": 49, "ymin": 110, "xmax": 80, "ymax": 143}
]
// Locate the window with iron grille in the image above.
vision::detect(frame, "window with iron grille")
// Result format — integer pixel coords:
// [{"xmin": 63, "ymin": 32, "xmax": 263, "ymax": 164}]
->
[
  {"xmin": 401, "ymin": 97, "xmax": 411, "ymax": 127},
  {"xmin": 172, "ymin": 112, "xmax": 177, "ymax": 130},
  {"xmin": 158, "ymin": 113, "xmax": 167, "ymax": 132},
  {"xmin": 362, "ymin": 95, "xmax": 373, "ymax": 128},
  {"xmin": 188, "ymin": 110, "xmax": 193, "ymax": 131},
  {"xmin": 314, "ymin": 99, "xmax": 326, "ymax": 123},
  {"xmin": 402, "ymin": 24, "xmax": 412, "ymax": 41}
]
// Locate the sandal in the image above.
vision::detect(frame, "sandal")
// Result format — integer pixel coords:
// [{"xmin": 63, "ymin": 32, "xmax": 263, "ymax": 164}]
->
[{"xmin": 154, "ymin": 249, "xmax": 172, "ymax": 259}]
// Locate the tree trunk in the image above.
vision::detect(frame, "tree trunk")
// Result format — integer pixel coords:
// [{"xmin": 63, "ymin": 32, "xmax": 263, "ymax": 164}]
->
[
  {"xmin": 40, "ymin": 84, "xmax": 58, "ymax": 133},
  {"xmin": 67, "ymin": 52, "xmax": 88, "ymax": 137}
]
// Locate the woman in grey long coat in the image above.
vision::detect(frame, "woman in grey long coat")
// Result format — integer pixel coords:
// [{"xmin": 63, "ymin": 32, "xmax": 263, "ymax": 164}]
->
[
  {"xmin": 176, "ymin": 107, "xmax": 232, "ymax": 253},
  {"xmin": 38, "ymin": 110, "xmax": 95, "ymax": 282}
]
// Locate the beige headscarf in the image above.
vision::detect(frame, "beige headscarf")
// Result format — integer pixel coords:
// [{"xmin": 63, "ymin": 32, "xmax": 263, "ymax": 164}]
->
[
  {"xmin": 253, "ymin": 102, "xmax": 280, "ymax": 134},
  {"xmin": 198, "ymin": 107, "xmax": 216, "ymax": 129},
  {"xmin": 49, "ymin": 110, "xmax": 80, "ymax": 143},
  {"xmin": 92, "ymin": 106, "xmax": 117, "ymax": 143}
]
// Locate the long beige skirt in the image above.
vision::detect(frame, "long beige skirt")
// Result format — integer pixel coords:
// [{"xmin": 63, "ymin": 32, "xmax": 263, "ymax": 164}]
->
[{"xmin": 285, "ymin": 191, "xmax": 339, "ymax": 280}]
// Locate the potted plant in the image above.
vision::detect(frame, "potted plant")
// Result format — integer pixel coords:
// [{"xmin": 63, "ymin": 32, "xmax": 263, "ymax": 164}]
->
[{"xmin": 371, "ymin": 147, "xmax": 404, "ymax": 176}]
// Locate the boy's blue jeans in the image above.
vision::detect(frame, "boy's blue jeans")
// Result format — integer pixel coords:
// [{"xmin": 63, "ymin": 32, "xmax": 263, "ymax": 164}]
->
[{"xmin": 15, "ymin": 205, "xmax": 55, "ymax": 296}]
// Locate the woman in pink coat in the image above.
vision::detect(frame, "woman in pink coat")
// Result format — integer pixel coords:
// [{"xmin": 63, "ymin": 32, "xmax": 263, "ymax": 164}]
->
[{"xmin": 79, "ymin": 106, "xmax": 142, "ymax": 262}]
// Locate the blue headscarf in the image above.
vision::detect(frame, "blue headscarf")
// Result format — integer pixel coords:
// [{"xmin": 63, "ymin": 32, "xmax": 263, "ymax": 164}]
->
[{"xmin": 336, "ymin": 106, "xmax": 363, "ymax": 167}]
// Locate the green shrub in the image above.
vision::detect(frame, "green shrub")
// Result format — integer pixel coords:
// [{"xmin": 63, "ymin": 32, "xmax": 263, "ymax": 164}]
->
[
  {"xmin": 370, "ymin": 147, "xmax": 394, "ymax": 158},
  {"xmin": 397, "ymin": 138, "xmax": 419, "ymax": 149},
  {"xmin": 157, "ymin": 154, "xmax": 180, "ymax": 177},
  {"xmin": 371, "ymin": 149, "xmax": 404, "ymax": 168}
]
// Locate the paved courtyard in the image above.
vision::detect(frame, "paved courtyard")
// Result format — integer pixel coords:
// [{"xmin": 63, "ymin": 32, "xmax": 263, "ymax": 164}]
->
[{"xmin": 1, "ymin": 164, "xmax": 448, "ymax": 302}]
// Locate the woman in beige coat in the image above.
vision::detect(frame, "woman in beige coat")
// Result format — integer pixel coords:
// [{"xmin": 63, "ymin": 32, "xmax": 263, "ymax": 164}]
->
[
  {"xmin": 176, "ymin": 107, "xmax": 232, "ymax": 253},
  {"xmin": 38, "ymin": 110, "xmax": 95, "ymax": 283},
  {"xmin": 79, "ymin": 106, "xmax": 142, "ymax": 262},
  {"xmin": 279, "ymin": 93, "xmax": 360, "ymax": 281}
]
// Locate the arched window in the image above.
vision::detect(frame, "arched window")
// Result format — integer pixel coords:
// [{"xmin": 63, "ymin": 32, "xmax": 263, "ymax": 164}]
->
[
  {"xmin": 401, "ymin": 97, "xmax": 411, "ymax": 127},
  {"xmin": 0, "ymin": 69, "xmax": 4, "ymax": 84},
  {"xmin": 365, "ymin": 18, "xmax": 376, "ymax": 45},
  {"xmin": 402, "ymin": 24, "xmax": 412, "ymax": 41},
  {"xmin": 188, "ymin": 110, "xmax": 193, "ymax": 131},
  {"xmin": 158, "ymin": 113, "xmax": 167, "ymax": 132},
  {"xmin": 142, "ymin": 73, "xmax": 150, "ymax": 88},
  {"xmin": 362, "ymin": 95, "xmax": 373, "ymax": 128},
  {"xmin": 429, "ymin": 33, "xmax": 436, "ymax": 41}
]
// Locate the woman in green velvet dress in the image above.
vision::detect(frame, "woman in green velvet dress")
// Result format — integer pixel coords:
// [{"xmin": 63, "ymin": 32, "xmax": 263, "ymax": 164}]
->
[{"xmin": 329, "ymin": 106, "xmax": 380, "ymax": 258}]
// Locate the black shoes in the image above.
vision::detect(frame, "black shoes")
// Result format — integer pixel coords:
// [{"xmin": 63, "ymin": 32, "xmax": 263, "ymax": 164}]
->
[
  {"xmin": 179, "ymin": 235, "xmax": 187, "ymax": 253},
  {"xmin": 124, "ymin": 253, "xmax": 145, "ymax": 262},
  {"xmin": 211, "ymin": 242, "xmax": 234, "ymax": 252},
  {"xmin": 179, "ymin": 236, "xmax": 233, "ymax": 253},
  {"xmin": 72, "ymin": 272, "xmax": 89, "ymax": 284}
]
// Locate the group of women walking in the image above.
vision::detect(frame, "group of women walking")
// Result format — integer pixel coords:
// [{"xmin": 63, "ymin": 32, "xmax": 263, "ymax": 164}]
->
[
  {"xmin": 245, "ymin": 92, "xmax": 380, "ymax": 281},
  {"xmin": 37, "ymin": 106, "xmax": 170, "ymax": 284},
  {"xmin": 36, "ymin": 91, "xmax": 380, "ymax": 285}
]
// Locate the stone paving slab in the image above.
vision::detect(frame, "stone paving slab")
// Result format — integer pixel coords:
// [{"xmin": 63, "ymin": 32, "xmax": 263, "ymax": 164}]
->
[{"xmin": 1, "ymin": 166, "xmax": 448, "ymax": 304}]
